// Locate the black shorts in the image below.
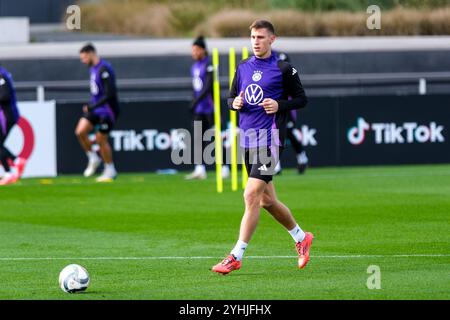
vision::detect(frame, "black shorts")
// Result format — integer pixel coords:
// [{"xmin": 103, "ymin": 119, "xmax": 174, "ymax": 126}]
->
[
  {"xmin": 244, "ymin": 146, "xmax": 282, "ymax": 184},
  {"xmin": 192, "ymin": 113, "xmax": 213, "ymax": 132},
  {"xmin": 82, "ymin": 112, "xmax": 115, "ymax": 134},
  {"xmin": 192, "ymin": 113, "xmax": 214, "ymax": 152}
]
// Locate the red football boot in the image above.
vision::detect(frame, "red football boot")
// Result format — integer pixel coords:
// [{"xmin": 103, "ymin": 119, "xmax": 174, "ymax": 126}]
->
[
  {"xmin": 0, "ymin": 172, "xmax": 19, "ymax": 186},
  {"xmin": 296, "ymin": 232, "xmax": 314, "ymax": 269},
  {"xmin": 13, "ymin": 157, "xmax": 27, "ymax": 177},
  {"xmin": 212, "ymin": 255, "xmax": 242, "ymax": 275}
]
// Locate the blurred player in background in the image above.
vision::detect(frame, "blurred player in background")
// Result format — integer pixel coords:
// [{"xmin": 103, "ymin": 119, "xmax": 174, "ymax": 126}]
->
[
  {"xmin": 274, "ymin": 51, "xmax": 308, "ymax": 175},
  {"xmin": 0, "ymin": 65, "xmax": 26, "ymax": 186},
  {"xmin": 212, "ymin": 20, "xmax": 313, "ymax": 275},
  {"xmin": 76, "ymin": 43, "xmax": 120, "ymax": 182},
  {"xmin": 186, "ymin": 36, "xmax": 229, "ymax": 180}
]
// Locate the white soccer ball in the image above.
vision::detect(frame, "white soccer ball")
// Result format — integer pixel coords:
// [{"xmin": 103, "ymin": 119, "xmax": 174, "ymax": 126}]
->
[{"xmin": 58, "ymin": 264, "xmax": 90, "ymax": 293}]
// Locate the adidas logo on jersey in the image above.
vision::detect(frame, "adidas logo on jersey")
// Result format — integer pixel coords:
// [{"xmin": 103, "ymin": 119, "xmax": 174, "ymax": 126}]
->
[{"xmin": 258, "ymin": 164, "xmax": 268, "ymax": 171}]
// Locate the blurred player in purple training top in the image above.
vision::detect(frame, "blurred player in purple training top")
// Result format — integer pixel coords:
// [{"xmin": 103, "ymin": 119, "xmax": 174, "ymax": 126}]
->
[
  {"xmin": 186, "ymin": 36, "xmax": 230, "ymax": 180},
  {"xmin": 0, "ymin": 65, "xmax": 27, "ymax": 186},
  {"xmin": 273, "ymin": 51, "xmax": 308, "ymax": 175},
  {"xmin": 75, "ymin": 43, "xmax": 120, "ymax": 182}
]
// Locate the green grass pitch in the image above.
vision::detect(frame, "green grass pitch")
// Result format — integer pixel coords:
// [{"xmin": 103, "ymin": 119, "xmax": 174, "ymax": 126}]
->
[{"xmin": 0, "ymin": 164, "xmax": 449, "ymax": 299}]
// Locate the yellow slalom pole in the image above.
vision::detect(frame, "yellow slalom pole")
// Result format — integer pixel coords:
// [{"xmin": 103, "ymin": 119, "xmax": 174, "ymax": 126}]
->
[
  {"xmin": 212, "ymin": 48, "xmax": 223, "ymax": 193},
  {"xmin": 241, "ymin": 46, "xmax": 249, "ymax": 189},
  {"xmin": 229, "ymin": 47, "xmax": 238, "ymax": 192}
]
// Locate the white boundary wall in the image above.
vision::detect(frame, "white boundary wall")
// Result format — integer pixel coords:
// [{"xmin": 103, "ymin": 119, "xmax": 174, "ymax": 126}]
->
[{"xmin": 0, "ymin": 18, "xmax": 30, "ymax": 44}]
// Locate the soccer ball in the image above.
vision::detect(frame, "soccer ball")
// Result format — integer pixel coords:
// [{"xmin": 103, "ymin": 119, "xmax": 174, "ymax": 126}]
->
[{"xmin": 58, "ymin": 264, "xmax": 90, "ymax": 293}]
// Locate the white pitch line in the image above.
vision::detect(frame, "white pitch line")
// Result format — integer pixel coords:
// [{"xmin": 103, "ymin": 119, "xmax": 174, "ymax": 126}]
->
[{"xmin": 0, "ymin": 254, "xmax": 449, "ymax": 261}]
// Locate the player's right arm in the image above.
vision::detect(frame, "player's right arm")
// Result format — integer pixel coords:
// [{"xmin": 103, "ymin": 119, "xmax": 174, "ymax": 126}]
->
[{"xmin": 227, "ymin": 69, "xmax": 244, "ymax": 111}]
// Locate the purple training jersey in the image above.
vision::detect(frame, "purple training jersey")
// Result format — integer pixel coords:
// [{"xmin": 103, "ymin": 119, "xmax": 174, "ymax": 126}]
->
[
  {"xmin": 90, "ymin": 59, "xmax": 117, "ymax": 121},
  {"xmin": 191, "ymin": 56, "xmax": 214, "ymax": 114},
  {"xmin": 236, "ymin": 53, "xmax": 283, "ymax": 147},
  {"xmin": 229, "ymin": 52, "xmax": 308, "ymax": 148}
]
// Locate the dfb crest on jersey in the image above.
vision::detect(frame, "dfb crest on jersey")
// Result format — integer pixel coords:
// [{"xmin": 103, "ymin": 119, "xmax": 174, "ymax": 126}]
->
[{"xmin": 252, "ymin": 70, "xmax": 263, "ymax": 82}]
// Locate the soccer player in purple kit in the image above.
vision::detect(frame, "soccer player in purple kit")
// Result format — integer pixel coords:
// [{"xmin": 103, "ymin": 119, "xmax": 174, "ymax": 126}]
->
[
  {"xmin": 185, "ymin": 36, "xmax": 230, "ymax": 180},
  {"xmin": 212, "ymin": 20, "xmax": 313, "ymax": 275},
  {"xmin": 75, "ymin": 44, "xmax": 119, "ymax": 182},
  {"xmin": 0, "ymin": 65, "xmax": 27, "ymax": 186}
]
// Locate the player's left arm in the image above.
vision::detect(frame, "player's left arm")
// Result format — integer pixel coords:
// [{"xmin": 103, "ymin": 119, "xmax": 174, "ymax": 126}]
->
[
  {"xmin": 190, "ymin": 64, "xmax": 214, "ymax": 112},
  {"xmin": 276, "ymin": 62, "xmax": 308, "ymax": 112},
  {"xmin": 87, "ymin": 67, "xmax": 116, "ymax": 111}
]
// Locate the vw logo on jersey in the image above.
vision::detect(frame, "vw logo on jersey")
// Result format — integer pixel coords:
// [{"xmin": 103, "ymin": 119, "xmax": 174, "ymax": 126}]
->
[
  {"xmin": 90, "ymin": 74, "xmax": 99, "ymax": 95},
  {"xmin": 245, "ymin": 84, "xmax": 264, "ymax": 105},
  {"xmin": 90, "ymin": 80, "xmax": 99, "ymax": 95},
  {"xmin": 193, "ymin": 76, "xmax": 203, "ymax": 91}
]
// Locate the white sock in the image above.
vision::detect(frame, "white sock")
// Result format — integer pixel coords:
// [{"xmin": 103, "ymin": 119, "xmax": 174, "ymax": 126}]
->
[
  {"xmin": 297, "ymin": 152, "xmax": 308, "ymax": 165},
  {"xmin": 195, "ymin": 164, "xmax": 205, "ymax": 173},
  {"xmin": 105, "ymin": 163, "xmax": 116, "ymax": 172},
  {"xmin": 288, "ymin": 224, "xmax": 305, "ymax": 243},
  {"xmin": 230, "ymin": 240, "xmax": 248, "ymax": 261},
  {"xmin": 86, "ymin": 151, "xmax": 99, "ymax": 162}
]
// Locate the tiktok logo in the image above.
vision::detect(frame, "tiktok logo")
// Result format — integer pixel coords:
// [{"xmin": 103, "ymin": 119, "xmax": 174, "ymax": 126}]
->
[
  {"xmin": 348, "ymin": 117, "xmax": 370, "ymax": 145},
  {"xmin": 347, "ymin": 117, "xmax": 445, "ymax": 145}
]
